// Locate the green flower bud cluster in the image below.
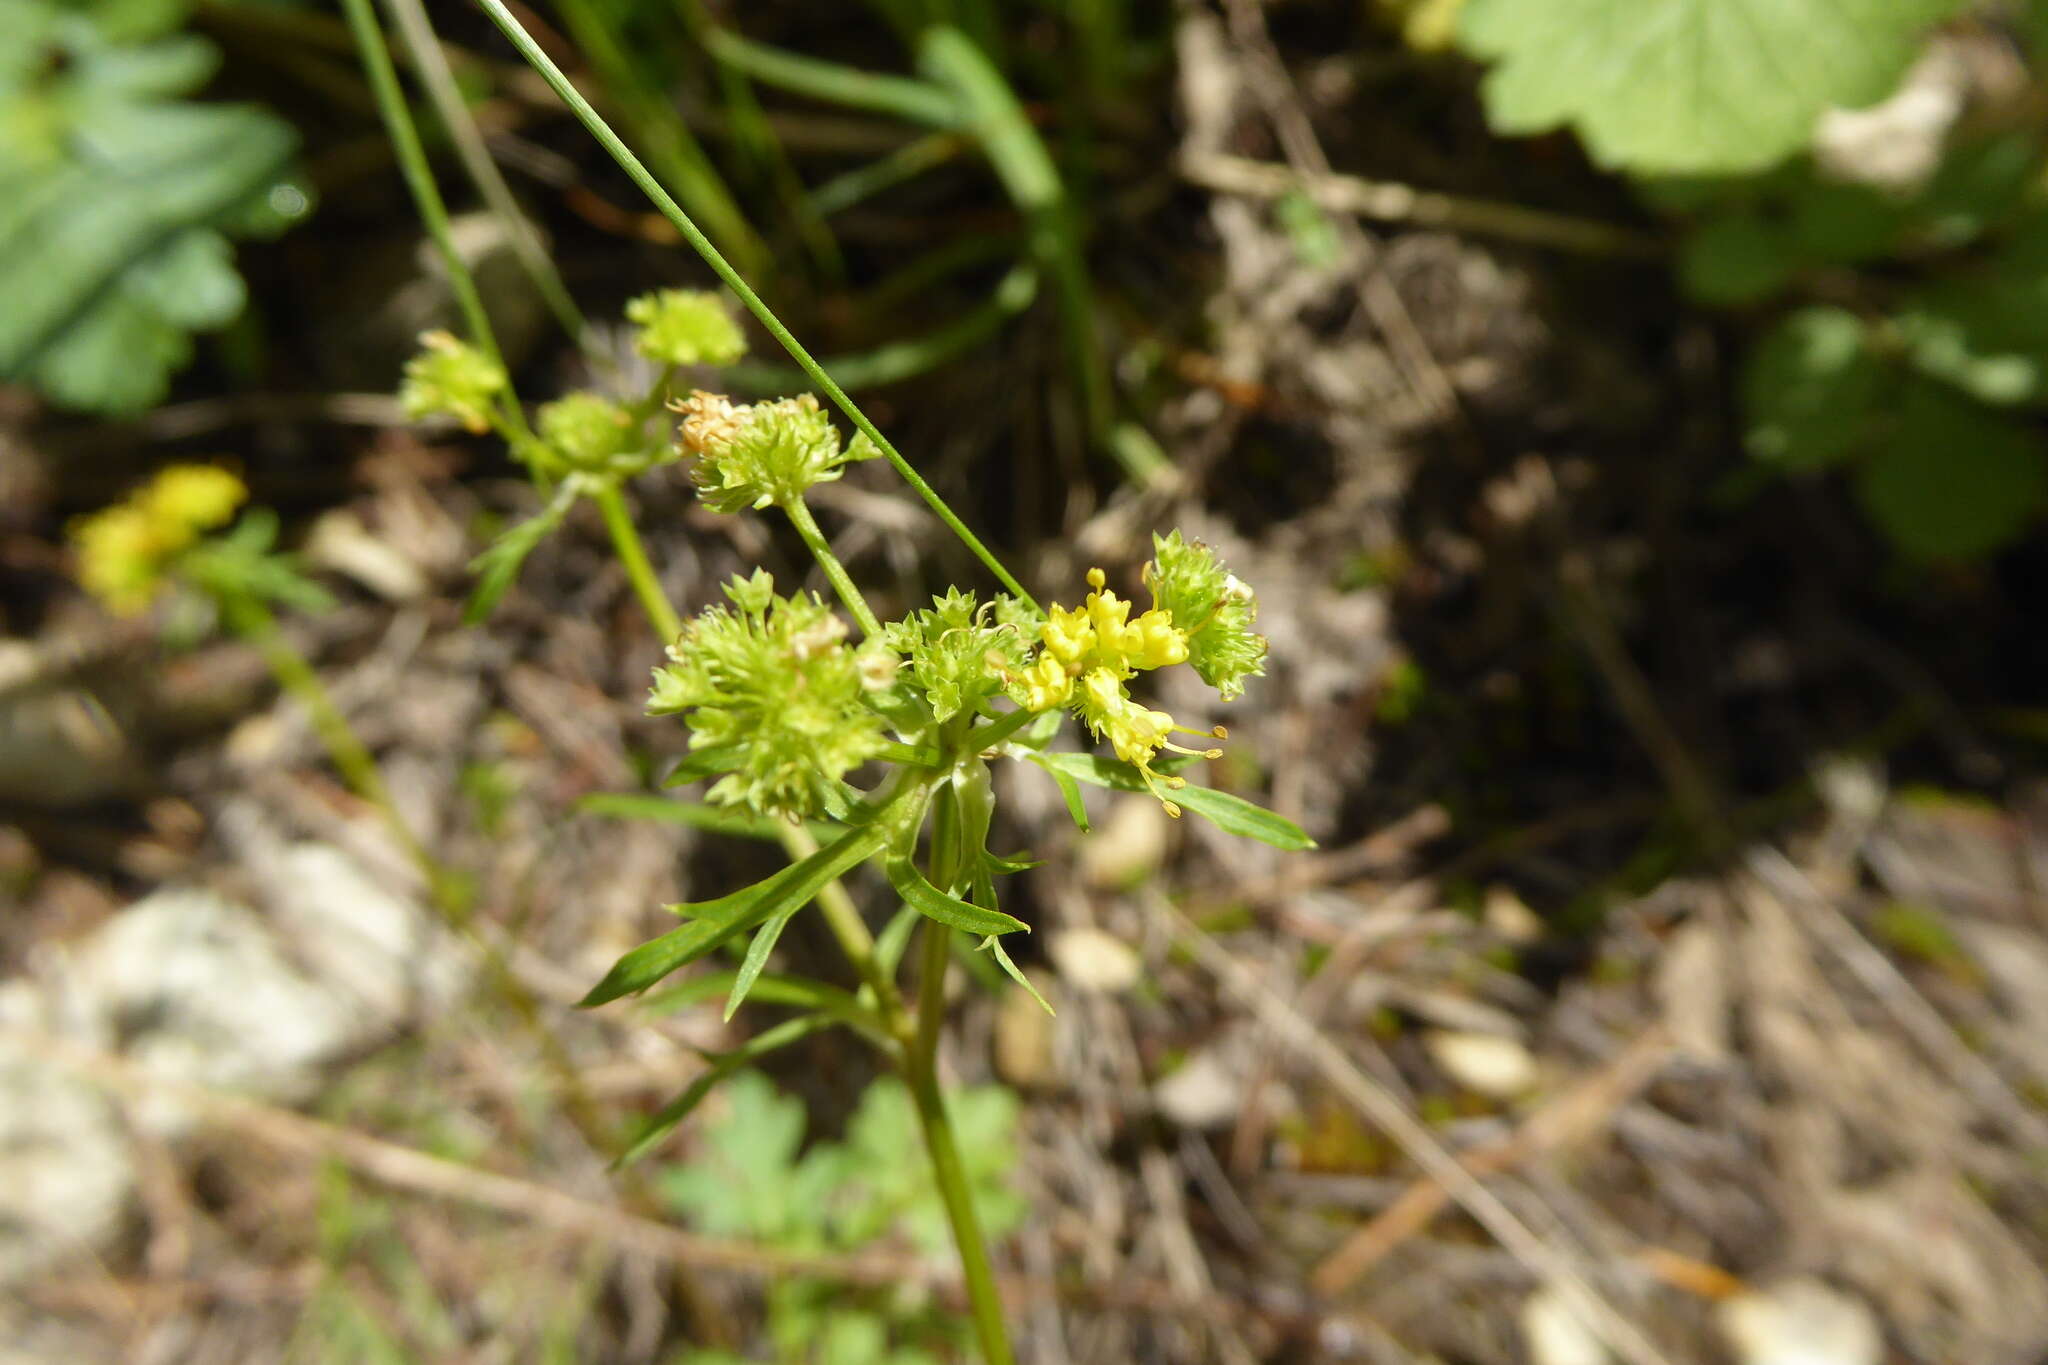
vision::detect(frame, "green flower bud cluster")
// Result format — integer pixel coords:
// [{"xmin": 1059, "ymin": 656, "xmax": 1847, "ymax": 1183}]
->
[
  {"xmin": 1142, "ymin": 530, "xmax": 1267, "ymax": 701},
  {"xmin": 648, "ymin": 570, "xmax": 891, "ymax": 819},
  {"xmin": 534, "ymin": 391, "xmax": 652, "ymax": 477},
  {"xmin": 399, "ymin": 330, "xmax": 506, "ymax": 434},
  {"xmin": 626, "ymin": 289, "xmax": 747, "ymax": 368},
  {"xmin": 882, "ymin": 587, "xmax": 1038, "ymax": 726},
  {"xmin": 677, "ymin": 391, "xmax": 880, "ymax": 513}
]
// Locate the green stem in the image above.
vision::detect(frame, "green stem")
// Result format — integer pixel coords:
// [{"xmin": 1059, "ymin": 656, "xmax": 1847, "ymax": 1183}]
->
[
  {"xmin": 377, "ymin": 0, "xmax": 589, "ymax": 346},
  {"xmin": 783, "ymin": 496, "xmax": 882, "ymax": 638},
  {"xmin": 904, "ymin": 1032, "xmax": 1014, "ymax": 1365},
  {"xmin": 592, "ymin": 482, "xmax": 685, "ymax": 642},
  {"xmin": 340, "ymin": 0, "xmax": 530, "ymax": 439},
  {"xmin": 473, "ymin": 0, "xmax": 1038, "ymax": 613},
  {"xmin": 224, "ymin": 594, "xmax": 437, "ymax": 885}
]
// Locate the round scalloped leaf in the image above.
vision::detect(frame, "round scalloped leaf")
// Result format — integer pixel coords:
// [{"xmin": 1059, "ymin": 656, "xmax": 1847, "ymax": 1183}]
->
[
  {"xmin": 1855, "ymin": 383, "xmax": 2047, "ymax": 560},
  {"xmin": 1458, "ymin": 0, "xmax": 1968, "ymax": 176},
  {"xmin": 1743, "ymin": 308, "xmax": 1884, "ymax": 470}
]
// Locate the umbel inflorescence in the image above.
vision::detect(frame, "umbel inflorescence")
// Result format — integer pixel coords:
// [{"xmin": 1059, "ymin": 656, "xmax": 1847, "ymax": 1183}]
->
[{"xmin": 650, "ymin": 387, "xmax": 1268, "ymax": 819}]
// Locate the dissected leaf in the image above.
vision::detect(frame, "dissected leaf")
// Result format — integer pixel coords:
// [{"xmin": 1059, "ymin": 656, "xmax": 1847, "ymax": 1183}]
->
[
  {"xmin": 1855, "ymin": 381, "xmax": 2048, "ymax": 560},
  {"xmin": 1031, "ymin": 751, "xmax": 1316, "ymax": 851},
  {"xmin": 1743, "ymin": 307, "xmax": 1885, "ymax": 470},
  {"xmin": 1457, "ymin": 0, "xmax": 1966, "ymax": 176},
  {"xmin": 581, "ymin": 825, "xmax": 883, "ymax": 1005},
  {"xmin": 0, "ymin": 9, "xmax": 300, "ymax": 413},
  {"xmin": 464, "ymin": 482, "xmax": 578, "ymax": 623}
]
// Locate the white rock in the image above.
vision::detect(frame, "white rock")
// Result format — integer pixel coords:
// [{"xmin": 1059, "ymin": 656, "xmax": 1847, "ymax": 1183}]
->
[
  {"xmin": 0, "ymin": 985, "xmax": 133, "ymax": 1288},
  {"xmin": 1425, "ymin": 1029, "xmax": 1538, "ymax": 1099},
  {"xmin": 51, "ymin": 888, "xmax": 360, "ymax": 1135},
  {"xmin": 1521, "ymin": 1282, "xmax": 1611, "ymax": 1365},
  {"xmin": 257, "ymin": 842, "xmax": 469, "ymax": 1028},
  {"xmin": 1813, "ymin": 43, "xmax": 1966, "ymax": 193},
  {"xmin": 1718, "ymin": 1278, "xmax": 1882, "ymax": 1365},
  {"xmin": 1154, "ymin": 1048, "xmax": 1243, "ymax": 1129},
  {"xmin": 1047, "ymin": 927, "xmax": 1142, "ymax": 995}
]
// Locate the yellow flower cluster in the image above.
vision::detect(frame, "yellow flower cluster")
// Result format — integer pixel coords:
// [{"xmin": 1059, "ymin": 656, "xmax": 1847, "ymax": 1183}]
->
[
  {"xmin": 1009, "ymin": 568, "xmax": 1223, "ymax": 813},
  {"xmin": 71, "ymin": 465, "xmax": 246, "ymax": 615}
]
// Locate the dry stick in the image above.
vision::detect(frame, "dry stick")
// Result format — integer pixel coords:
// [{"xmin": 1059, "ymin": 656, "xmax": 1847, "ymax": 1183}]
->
[
  {"xmin": 1153, "ymin": 892, "xmax": 1675, "ymax": 1365},
  {"xmin": 1179, "ymin": 152, "xmax": 1663, "ymax": 259},
  {"xmin": 1745, "ymin": 845, "xmax": 2048, "ymax": 1151},
  {"xmin": 36, "ymin": 1035, "xmax": 1315, "ymax": 1332},
  {"xmin": 1312, "ymin": 1026, "xmax": 1674, "ymax": 1296},
  {"xmin": 1217, "ymin": 0, "xmax": 1465, "ymax": 432}
]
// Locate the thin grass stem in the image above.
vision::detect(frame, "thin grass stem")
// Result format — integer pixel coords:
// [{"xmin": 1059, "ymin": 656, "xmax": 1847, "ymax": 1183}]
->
[{"xmin": 474, "ymin": 0, "xmax": 1039, "ymax": 613}]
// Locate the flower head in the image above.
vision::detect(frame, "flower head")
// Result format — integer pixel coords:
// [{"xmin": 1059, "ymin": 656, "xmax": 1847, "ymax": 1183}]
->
[
  {"xmin": 400, "ymin": 330, "xmax": 506, "ymax": 434},
  {"xmin": 537, "ymin": 391, "xmax": 644, "ymax": 473},
  {"xmin": 882, "ymin": 587, "xmax": 1035, "ymax": 726},
  {"xmin": 626, "ymin": 289, "xmax": 746, "ymax": 368},
  {"xmin": 1001, "ymin": 564, "xmax": 1222, "ymax": 813},
  {"xmin": 71, "ymin": 464, "xmax": 248, "ymax": 615},
  {"xmin": 674, "ymin": 391, "xmax": 878, "ymax": 513},
  {"xmin": 648, "ymin": 571, "xmax": 889, "ymax": 819},
  {"xmin": 1143, "ymin": 531, "xmax": 1266, "ymax": 700}
]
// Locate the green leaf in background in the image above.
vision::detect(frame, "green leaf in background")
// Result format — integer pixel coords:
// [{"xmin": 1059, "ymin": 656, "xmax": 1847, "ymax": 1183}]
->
[
  {"xmin": 0, "ymin": 0, "xmax": 302, "ymax": 413},
  {"xmin": 1897, "ymin": 229, "xmax": 2048, "ymax": 409},
  {"xmin": 1678, "ymin": 212, "xmax": 1800, "ymax": 306},
  {"xmin": 1030, "ymin": 751, "xmax": 1316, "ymax": 851},
  {"xmin": 1855, "ymin": 381, "xmax": 2048, "ymax": 560},
  {"xmin": 464, "ymin": 482, "xmax": 578, "ymax": 623},
  {"xmin": 615, "ymin": 1015, "xmax": 832, "ymax": 1167},
  {"xmin": 1457, "ymin": 0, "xmax": 1966, "ymax": 176},
  {"xmin": 1743, "ymin": 307, "xmax": 1884, "ymax": 470}
]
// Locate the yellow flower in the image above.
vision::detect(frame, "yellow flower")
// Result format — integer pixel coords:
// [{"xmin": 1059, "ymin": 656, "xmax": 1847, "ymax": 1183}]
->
[
  {"xmin": 1001, "ymin": 565, "xmax": 1220, "ymax": 815},
  {"xmin": 69, "ymin": 464, "xmax": 247, "ymax": 616},
  {"xmin": 141, "ymin": 465, "xmax": 246, "ymax": 547}
]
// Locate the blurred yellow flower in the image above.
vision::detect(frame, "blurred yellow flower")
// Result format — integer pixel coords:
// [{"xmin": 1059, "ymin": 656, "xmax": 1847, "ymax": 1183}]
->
[{"xmin": 70, "ymin": 464, "xmax": 247, "ymax": 616}]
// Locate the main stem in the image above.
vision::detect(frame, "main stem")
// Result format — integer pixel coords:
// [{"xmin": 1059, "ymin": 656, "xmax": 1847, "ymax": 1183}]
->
[{"xmin": 597, "ymin": 498, "xmax": 1017, "ymax": 1363}]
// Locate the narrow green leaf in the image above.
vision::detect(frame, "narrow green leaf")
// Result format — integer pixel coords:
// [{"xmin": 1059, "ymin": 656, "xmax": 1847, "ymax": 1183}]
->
[
  {"xmin": 725, "ymin": 902, "xmax": 803, "ymax": 1020},
  {"xmin": 706, "ymin": 28, "xmax": 963, "ymax": 128},
  {"xmin": 614, "ymin": 1015, "xmax": 829, "ymax": 1168},
  {"xmin": 884, "ymin": 855, "xmax": 1027, "ymax": 937},
  {"xmin": 581, "ymin": 825, "xmax": 882, "ymax": 1005},
  {"xmin": 465, "ymin": 481, "xmax": 578, "ymax": 623},
  {"xmin": 980, "ymin": 935, "xmax": 1053, "ymax": 1016},
  {"xmin": 1039, "ymin": 759, "xmax": 1090, "ymax": 833},
  {"xmin": 1032, "ymin": 751, "xmax": 1316, "ymax": 851}
]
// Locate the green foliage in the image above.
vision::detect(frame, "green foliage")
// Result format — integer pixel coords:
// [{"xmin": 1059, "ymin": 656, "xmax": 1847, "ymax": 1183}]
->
[
  {"xmin": 1457, "ymin": 0, "xmax": 1965, "ymax": 176},
  {"xmin": 0, "ymin": 0, "xmax": 303, "ymax": 413},
  {"xmin": 663, "ymin": 1070, "xmax": 1021, "ymax": 1365}
]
